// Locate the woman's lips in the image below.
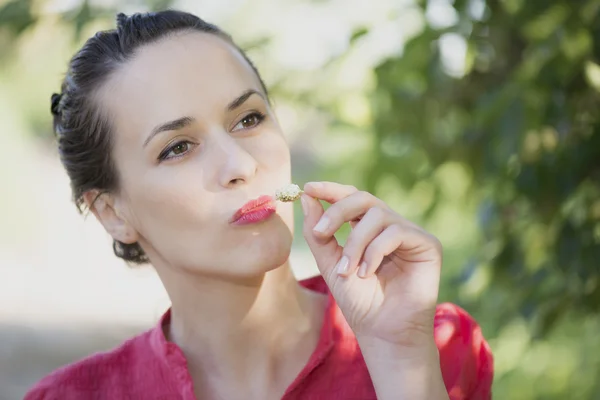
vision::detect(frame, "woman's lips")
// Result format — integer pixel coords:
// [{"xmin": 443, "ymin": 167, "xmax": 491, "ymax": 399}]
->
[{"xmin": 231, "ymin": 195, "xmax": 277, "ymax": 225}]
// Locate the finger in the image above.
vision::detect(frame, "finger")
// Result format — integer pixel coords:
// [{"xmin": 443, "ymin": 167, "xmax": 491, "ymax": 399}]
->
[
  {"xmin": 359, "ymin": 224, "xmax": 441, "ymax": 279},
  {"xmin": 303, "ymin": 181, "xmax": 359, "ymax": 204},
  {"xmin": 358, "ymin": 224, "xmax": 403, "ymax": 278},
  {"xmin": 301, "ymin": 194, "xmax": 342, "ymax": 278},
  {"xmin": 336, "ymin": 206, "xmax": 389, "ymax": 276},
  {"xmin": 362, "ymin": 225, "xmax": 442, "ymax": 308},
  {"xmin": 312, "ymin": 190, "xmax": 383, "ymax": 238}
]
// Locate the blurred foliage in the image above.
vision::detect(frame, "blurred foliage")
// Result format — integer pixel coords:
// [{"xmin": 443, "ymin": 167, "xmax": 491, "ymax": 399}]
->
[
  {"xmin": 0, "ymin": 0, "xmax": 174, "ymax": 56},
  {"xmin": 364, "ymin": 0, "xmax": 600, "ymax": 398},
  {"xmin": 368, "ymin": 0, "xmax": 600, "ymax": 335},
  {"xmin": 1, "ymin": 0, "xmax": 599, "ymax": 398}
]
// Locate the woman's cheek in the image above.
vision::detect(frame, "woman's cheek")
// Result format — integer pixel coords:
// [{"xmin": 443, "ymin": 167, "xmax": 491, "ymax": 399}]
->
[
  {"xmin": 128, "ymin": 168, "xmax": 210, "ymax": 228},
  {"xmin": 254, "ymin": 131, "xmax": 290, "ymax": 169}
]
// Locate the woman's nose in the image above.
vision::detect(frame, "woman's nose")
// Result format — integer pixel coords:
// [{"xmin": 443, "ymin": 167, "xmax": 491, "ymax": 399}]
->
[{"xmin": 214, "ymin": 135, "xmax": 258, "ymax": 188}]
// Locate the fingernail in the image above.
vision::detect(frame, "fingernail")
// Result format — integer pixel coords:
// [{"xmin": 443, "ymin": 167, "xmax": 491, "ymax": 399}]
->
[
  {"xmin": 300, "ymin": 196, "xmax": 308, "ymax": 216},
  {"xmin": 336, "ymin": 256, "xmax": 349, "ymax": 274},
  {"xmin": 313, "ymin": 216, "xmax": 330, "ymax": 233},
  {"xmin": 358, "ymin": 261, "xmax": 368, "ymax": 278},
  {"xmin": 306, "ymin": 182, "xmax": 323, "ymax": 190}
]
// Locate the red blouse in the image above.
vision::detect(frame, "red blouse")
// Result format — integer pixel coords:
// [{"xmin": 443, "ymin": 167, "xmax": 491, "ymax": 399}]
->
[{"xmin": 25, "ymin": 276, "xmax": 493, "ymax": 400}]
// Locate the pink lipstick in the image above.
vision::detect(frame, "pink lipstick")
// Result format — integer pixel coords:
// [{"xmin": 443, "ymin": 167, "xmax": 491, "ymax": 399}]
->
[{"xmin": 230, "ymin": 195, "xmax": 276, "ymax": 225}]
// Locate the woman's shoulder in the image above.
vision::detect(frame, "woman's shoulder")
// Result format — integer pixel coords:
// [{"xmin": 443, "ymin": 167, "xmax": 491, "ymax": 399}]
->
[
  {"xmin": 300, "ymin": 276, "xmax": 493, "ymax": 399},
  {"xmin": 434, "ymin": 302, "xmax": 487, "ymax": 337},
  {"xmin": 433, "ymin": 302, "xmax": 491, "ymax": 356},
  {"xmin": 23, "ymin": 328, "xmax": 154, "ymax": 400},
  {"xmin": 434, "ymin": 302, "xmax": 494, "ymax": 400}
]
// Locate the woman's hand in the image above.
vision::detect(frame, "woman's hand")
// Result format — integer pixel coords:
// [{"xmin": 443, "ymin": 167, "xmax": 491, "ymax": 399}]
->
[
  {"xmin": 301, "ymin": 181, "xmax": 442, "ymax": 346},
  {"xmin": 301, "ymin": 181, "xmax": 448, "ymax": 399}
]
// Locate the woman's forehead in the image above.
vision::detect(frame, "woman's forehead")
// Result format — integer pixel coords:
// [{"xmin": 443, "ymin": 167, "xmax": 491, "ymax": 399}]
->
[
  {"xmin": 96, "ymin": 31, "xmax": 263, "ymax": 137},
  {"xmin": 115, "ymin": 31, "xmax": 258, "ymax": 98}
]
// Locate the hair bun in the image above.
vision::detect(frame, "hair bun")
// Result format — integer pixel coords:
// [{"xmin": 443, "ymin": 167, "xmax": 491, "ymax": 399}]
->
[
  {"xmin": 51, "ymin": 93, "xmax": 62, "ymax": 116},
  {"xmin": 116, "ymin": 13, "xmax": 128, "ymax": 29}
]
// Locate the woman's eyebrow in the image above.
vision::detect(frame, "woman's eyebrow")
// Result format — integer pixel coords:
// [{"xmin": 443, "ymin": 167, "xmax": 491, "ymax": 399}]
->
[
  {"xmin": 227, "ymin": 89, "xmax": 265, "ymax": 111},
  {"xmin": 143, "ymin": 89, "xmax": 265, "ymax": 148},
  {"xmin": 144, "ymin": 116, "xmax": 195, "ymax": 147}
]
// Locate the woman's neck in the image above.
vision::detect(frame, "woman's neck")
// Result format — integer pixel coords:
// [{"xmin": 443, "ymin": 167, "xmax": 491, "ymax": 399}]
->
[{"xmin": 158, "ymin": 262, "xmax": 327, "ymax": 399}]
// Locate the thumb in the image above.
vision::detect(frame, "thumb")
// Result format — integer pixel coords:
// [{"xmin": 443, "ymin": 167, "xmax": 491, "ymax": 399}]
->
[{"xmin": 301, "ymin": 194, "xmax": 342, "ymax": 276}]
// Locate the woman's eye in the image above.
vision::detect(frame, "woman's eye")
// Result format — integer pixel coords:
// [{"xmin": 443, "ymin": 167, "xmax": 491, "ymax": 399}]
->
[
  {"xmin": 233, "ymin": 112, "xmax": 265, "ymax": 131},
  {"xmin": 171, "ymin": 142, "xmax": 188, "ymax": 155},
  {"xmin": 158, "ymin": 141, "xmax": 195, "ymax": 161}
]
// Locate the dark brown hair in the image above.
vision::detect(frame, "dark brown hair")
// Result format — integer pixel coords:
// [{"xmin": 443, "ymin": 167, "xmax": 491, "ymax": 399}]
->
[{"xmin": 51, "ymin": 10, "xmax": 269, "ymax": 264}]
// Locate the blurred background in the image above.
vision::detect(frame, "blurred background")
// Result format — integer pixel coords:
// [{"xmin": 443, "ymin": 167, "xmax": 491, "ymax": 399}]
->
[{"xmin": 0, "ymin": 0, "xmax": 599, "ymax": 399}]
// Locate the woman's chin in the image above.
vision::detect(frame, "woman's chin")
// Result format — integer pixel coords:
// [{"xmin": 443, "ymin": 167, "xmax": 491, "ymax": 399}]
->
[
  {"xmin": 211, "ymin": 250, "xmax": 290, "ymax": 282},
  {"xmin": 164, "ymin": 219, "xmax": 294, "ymax": 279},
  {"xmin": 242, "ymin": 232, "xmax": 293, "ymax": 274}
]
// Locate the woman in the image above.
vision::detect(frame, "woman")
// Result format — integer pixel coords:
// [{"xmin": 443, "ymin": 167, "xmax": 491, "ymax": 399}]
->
[{"xmin": 25, "ymin": 10, "xmax": 493, "ymax": 400}]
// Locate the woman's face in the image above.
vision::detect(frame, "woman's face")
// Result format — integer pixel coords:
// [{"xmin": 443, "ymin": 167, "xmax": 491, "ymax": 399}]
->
[{"xmin": 95, "ymin": 31, "xmax": 294, "ymax": 277}]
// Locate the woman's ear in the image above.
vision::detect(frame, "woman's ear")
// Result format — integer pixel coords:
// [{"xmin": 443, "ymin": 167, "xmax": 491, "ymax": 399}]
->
[{"xmin": 82, "ymin": 190, "xmax": 139, "ymax": 244}]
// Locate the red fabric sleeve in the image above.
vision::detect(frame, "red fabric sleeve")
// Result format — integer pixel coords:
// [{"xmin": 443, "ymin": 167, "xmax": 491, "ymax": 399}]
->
[{"xmin": 434, "ymin": 303, "xmax": 494, "ymax": 400}]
